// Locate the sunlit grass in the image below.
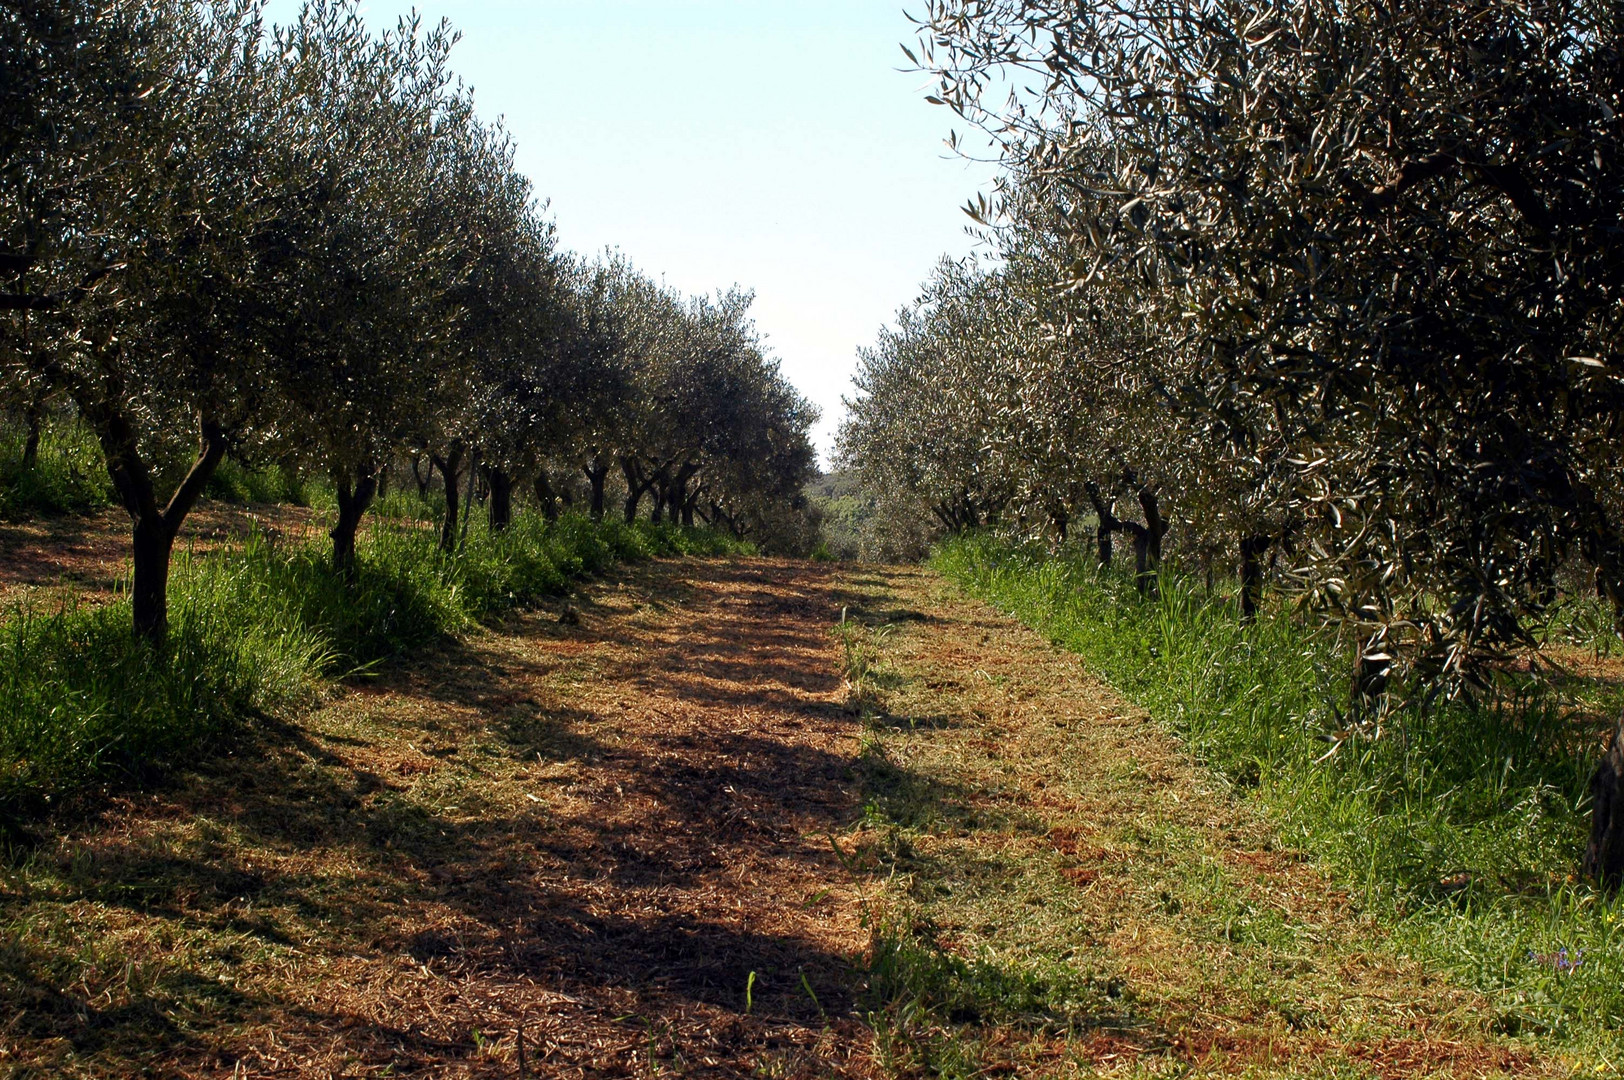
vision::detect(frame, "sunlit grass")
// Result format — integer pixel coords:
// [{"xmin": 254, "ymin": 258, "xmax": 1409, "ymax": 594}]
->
[{"xmin": 933, "ymin": 533, "xmax": 1624, "ymax": 1056}]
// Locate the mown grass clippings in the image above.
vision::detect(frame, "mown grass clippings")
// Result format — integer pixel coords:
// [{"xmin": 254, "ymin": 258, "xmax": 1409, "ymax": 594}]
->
[
  {"xmin": 840, "ymin": 564, "xmax": 1559, "ymax": 1078},
  {"xmin": 0, "ymin": 557, "xmax": 871, "ymax": 1078},
  {"xmin": 932, "ymin": 535, "xmax": 1624, "ymax": 1063}
]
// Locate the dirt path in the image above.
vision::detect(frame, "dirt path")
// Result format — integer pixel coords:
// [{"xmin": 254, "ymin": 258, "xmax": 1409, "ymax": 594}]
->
[
  {"xmin": 1, "ymin": 557, "xmax": 871, "ymax": 1078},
  {"xmin": 0, "ymin": 556, "xmax": 1555, "ymax": 1077}
]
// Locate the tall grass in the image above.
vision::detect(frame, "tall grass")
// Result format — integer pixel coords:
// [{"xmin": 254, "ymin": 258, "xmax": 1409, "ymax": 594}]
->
[
  {"xmin": 0, "ymin": 509, "xmax": 749, "ymax": 819},
  {"xmin": 0, "ymin": 416, "xmax": 113, "ymax": 519},
  {"xmin": 935, "ymin": 533, "xmax": 1624, "ymax": 1049},
  {"xmin": 204, "ymin": 458, "xmax": 312, "ymax": 506}
]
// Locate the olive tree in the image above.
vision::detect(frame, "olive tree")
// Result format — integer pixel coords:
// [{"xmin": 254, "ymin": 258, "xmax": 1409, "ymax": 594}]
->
[
  {"xmin": 917, "ymin": 0, "xmax": 1624, "ymax": 685},
  {"xmin": 2, "ymin": 0, "xmax": 295, "ymax": 643}
]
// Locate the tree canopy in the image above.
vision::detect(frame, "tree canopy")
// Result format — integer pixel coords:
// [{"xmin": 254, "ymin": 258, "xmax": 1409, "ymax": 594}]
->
[{"xmin": 2, "ymin": 0, "xmax": 819, "ymax": 641}]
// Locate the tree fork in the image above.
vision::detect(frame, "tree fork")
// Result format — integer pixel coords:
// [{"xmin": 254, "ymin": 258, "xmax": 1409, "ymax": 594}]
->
[
  {"xmin": 431, "ymin": 446, "xmax": 465, "ymax": 553},
  {"xmin": 620, "ymin": 456, "xmax": 649, "ymax": 523},
  {"xmin": 331, "ymin": 467, "xmax": 379, "ymax": 574},
  {"xmin": 1085, "ymin": 481, "xmax": 1118, "ymax": 570},
  {"xmin": 90, "ymin": 411, "xmax": 228, "ymax": 646},
  {"xmin": 584, "ymin": 456, "xmax": 609, "ymax": 520}
]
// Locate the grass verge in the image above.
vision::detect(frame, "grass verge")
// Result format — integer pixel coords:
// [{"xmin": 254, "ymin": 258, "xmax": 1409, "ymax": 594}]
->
[
  {"xmin": 0, "ymin": 509, "xmax": 748, "ymax": 819},
  {"xmin": 934, "ymin": 532, "xmax": 1624, "ymax": 1059}
]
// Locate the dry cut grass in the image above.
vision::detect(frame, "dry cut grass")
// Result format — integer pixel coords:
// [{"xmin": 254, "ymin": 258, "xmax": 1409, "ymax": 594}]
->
[
  {"xmin": 838, "ymin": 566, "xmax": 1562, "ymax": 1079},
  {"xmin": 0, "ymin": 557, "xmax": 872, "ymax": 1078}
]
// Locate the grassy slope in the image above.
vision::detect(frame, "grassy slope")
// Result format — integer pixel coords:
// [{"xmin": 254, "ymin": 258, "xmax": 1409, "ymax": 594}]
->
[
  {"xmin": 928, "ymin": 534, "xmax": 1624, "ymax": 1069},
  {"xmin": 839, "ymin": 564, "xmax": 1567, "ymax": 1078}
]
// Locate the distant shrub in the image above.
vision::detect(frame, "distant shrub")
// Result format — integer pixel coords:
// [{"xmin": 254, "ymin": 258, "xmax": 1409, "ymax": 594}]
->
[{"xmin": 205, "ymin": 458, "xmax": 311, "ymax": 506}]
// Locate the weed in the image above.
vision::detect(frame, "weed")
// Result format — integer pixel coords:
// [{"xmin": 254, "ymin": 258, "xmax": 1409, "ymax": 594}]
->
[
  {"xmin": 204, "ymin": 458, "xmax": 312, "ymax": 506},
  {"xmin": 0, "ymin": 415, "xmax": 112, "ymax": 519},
  {"xmin": 834, "ymin": 610, "xmax": 892, "ymax": 715}
]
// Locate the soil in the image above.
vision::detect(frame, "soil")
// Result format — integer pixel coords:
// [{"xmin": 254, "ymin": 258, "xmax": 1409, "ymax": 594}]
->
[{"xmin": 0, "ymin": 551, "xmax": 873, "ymax": 1078}]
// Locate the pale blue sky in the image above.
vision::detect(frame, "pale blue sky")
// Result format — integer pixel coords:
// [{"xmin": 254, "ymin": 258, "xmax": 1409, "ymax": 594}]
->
[{"xmin": 260, "ymin": 0, "xmax": 998, "ymax": 460}]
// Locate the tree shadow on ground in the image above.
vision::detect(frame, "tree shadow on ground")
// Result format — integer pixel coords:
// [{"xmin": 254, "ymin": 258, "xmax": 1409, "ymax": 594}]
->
[{"xmin": 0, "ymin": 557, "xmax": 876, "ymax": 1077}]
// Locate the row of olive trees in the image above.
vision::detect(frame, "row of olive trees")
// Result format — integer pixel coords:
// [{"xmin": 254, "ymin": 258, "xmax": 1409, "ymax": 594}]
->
[
  {"xmin": 1, "ymin": 0, "xmax": 817, "ymax": 644},
  {"xmin": 848, "ymin": 0, "xmax": 1624, "ymax": 676},
  {"xmin": 843, "ymin": 0, "xmax": 1624, "ymax": 878}
]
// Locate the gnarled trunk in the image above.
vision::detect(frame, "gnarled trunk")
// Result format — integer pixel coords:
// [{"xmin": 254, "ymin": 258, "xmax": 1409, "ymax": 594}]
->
[
  {"xmin": 621, "ymin": 456, "xmax": 648, "ymax": 523},
  {"xmin": 131, "ymin": 515, "xmax": 177, "ymax": 644},
  {"xmin": 584, "ymin": 456, "xmax": 609, "ymax": 520},
  {"xmin": 1239, "ymin": 534, "xmax": 1272, "ymax": 622},
  {"xmin": 650, "ymin": 469, "xmax": 669, "ymax": 524},
  {"xmin": 431, "ymin": 446, "xmax": 465, "ymax": 553},
  {"xmin": 82, "ymin": 407, "xmax": 227, "ymax": 645},
  {"xmin": 411, "ymin": 455, "xmax": 432, "ymax": 498},
  {"xmin": 460, "ymin": 449, "xmax": 478, "ymax": 548},
  {"xmin": 533, "ymin": 470, "xmax": 560, "ymax": 521},
  {"xmin": 1086, "ymin": 481, "xmax": 1118, "ymax": 570},
  {"xmin": 21, "ymin": 391, "xmax": 43, "ymax": 469},
  {"xmin": 332, "ymin": 467, "xmax": 379, "ymax": 574},
  {"xmin": 1138, "ymin": 486, "xmax": 1167, "ymax": 564},
  {"xmin": 670, "ymin": 463, "xmax": 699, "ymax": 529}
]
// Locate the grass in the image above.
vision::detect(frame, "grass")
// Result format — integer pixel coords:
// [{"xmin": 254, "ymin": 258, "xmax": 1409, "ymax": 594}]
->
[
  {"xmin": 0, "ymin": 507, "xmax": 750, "ymax": 821},
  {"xmin": 203, "ymin": 458, "xmax": 312, "ymax": 506},
  {"xmin": 833, "ymin": 563, "xmax": 1581, "ymax": 1076},
  {"xmin": 932, "ymin": 532, "xmax": 1624, "ymax": 1061},
  {"xmin": 0, "ymin": 416, "xmax": 113, "ymax": 519}
]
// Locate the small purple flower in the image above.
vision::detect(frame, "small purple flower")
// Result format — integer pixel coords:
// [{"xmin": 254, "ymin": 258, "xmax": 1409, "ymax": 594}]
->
[{"xmin": 1528, "ymin": 947, "xmax": 1585, "ymax": 971}]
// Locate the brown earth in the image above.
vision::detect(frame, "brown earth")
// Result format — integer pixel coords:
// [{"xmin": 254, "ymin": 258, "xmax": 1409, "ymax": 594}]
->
[
  {"xmin": 0, "ymin": 555, "xmax": 875, "ymax": 1078},
  {"xmin": 0, "ymin": 522, "xmax": 1574, "ymax": 1076}
]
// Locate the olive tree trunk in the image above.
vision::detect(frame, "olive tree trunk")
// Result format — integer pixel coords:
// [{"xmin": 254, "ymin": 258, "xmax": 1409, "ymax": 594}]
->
[
  {"xmin": 332, "ymin": 467, "xmax": 379, "ymax": 574},
  {"xmin": 1239, "ymin": 534, "xmax": 1272, "ymax": 622},
  {"xmin": 21, "ymin": 391, "xmax": 43, "ymax": 469},
  {"xmin": 431, "ymin": 446, "xmax": 465, "ymax": 553},
  {"xmin": 487, "ymin": 467, "xmax": 513, "ymax": 532},
  {"xmin": 533, "ymin": 470, "xmax": 560, "ymax": 521},
  {"xmin": 1586, "ymin": 714, "xmax": 1624, "ymax": 888},
  {"xmin": 584, "ymin": 456, "xmax": 609, "ymax": 520},
  {"xmin": 81, "ymin": 406, "xmax": 227, "ymax": 645},
  {"xmin": 1086, "ymin": 481, "xmax": 1118, "ymax": 570}
]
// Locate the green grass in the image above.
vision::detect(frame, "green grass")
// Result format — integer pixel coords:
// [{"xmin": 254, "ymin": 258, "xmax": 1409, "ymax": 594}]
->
[
  {"xmin": 0, "ymin": 416, "xmax": 114, "ymax": 519},
  {"xmin": 204, "ymin": 458, "xmax": 312, "ymax": 506},
  {"xmin": 0, "ymin": 508, "xmax": 750, "ymax": 821},
  {"xmin": 934, "ymin": 532, "xmax": 1624, "ymax": 1055}
]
